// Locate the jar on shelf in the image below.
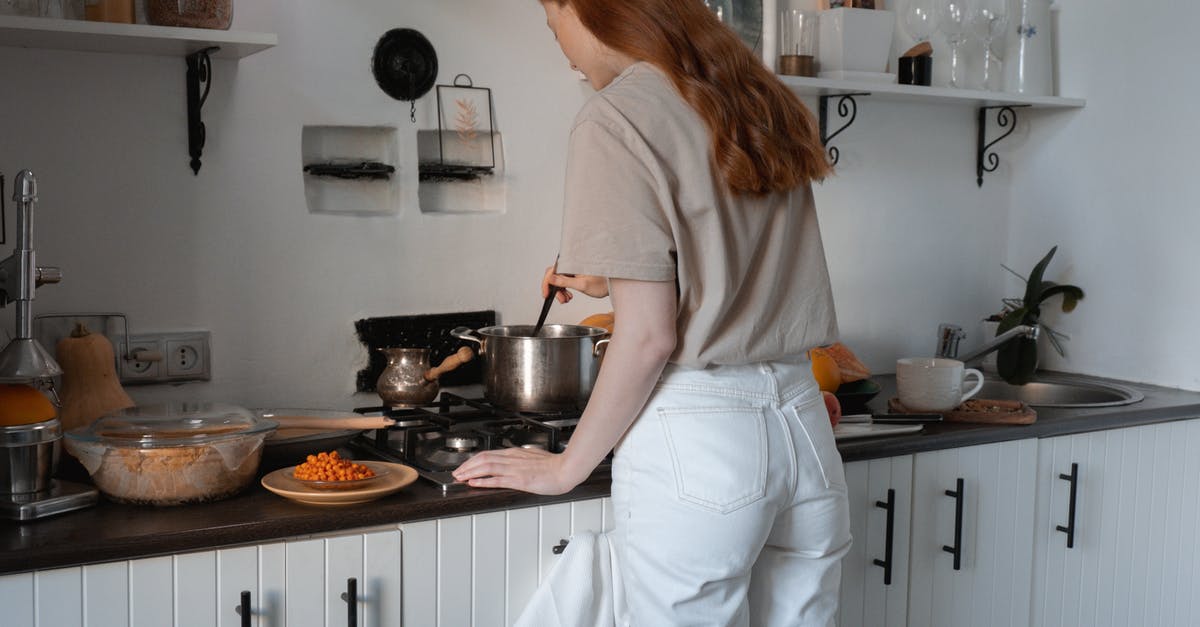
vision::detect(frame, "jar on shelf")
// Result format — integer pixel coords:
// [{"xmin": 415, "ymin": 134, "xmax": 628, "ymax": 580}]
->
[
  {"xmin": 83, "ymin": 0, "xmax": 133, "ymax": 23},
  {"xmin": 145, "ymin": 0, "xmax": 231, "ymax": 30}
]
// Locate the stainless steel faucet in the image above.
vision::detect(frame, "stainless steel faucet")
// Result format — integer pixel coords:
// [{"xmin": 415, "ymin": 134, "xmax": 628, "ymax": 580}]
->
[
  {"xmin": 936, "ymin": 321, "xmax": 1040, "ymax": 365},
  {"xmin": 0, "ymin": 170, "xmax": 64, "ymax": 385}
]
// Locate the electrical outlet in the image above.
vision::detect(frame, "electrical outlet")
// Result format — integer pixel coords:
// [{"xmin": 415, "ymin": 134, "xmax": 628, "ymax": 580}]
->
[
  {"xmin": 164, "ymin": 333, "xmax": 210, "ymax": 379},
  {"xmin": 118, "ymin": 331, "xmax": 211, "ymax": 384},
  {"xmin": 119, "ymin": 339, "xmax": 164, "ymax": 383}
]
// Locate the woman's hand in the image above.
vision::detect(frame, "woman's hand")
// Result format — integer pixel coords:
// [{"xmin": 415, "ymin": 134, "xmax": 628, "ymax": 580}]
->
[
  {"xmin": 452, "ymin": 447, "xmax": 586, "ymax": 495},
  {"xmin": 542, "ymin": 264, "xmax": 609, "ymax": 303}
]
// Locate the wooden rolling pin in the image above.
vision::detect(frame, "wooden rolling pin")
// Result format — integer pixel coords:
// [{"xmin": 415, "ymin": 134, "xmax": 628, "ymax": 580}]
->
[{"xmin": 267, "ymin": 415, "xmax": 396, "ymax": 430}]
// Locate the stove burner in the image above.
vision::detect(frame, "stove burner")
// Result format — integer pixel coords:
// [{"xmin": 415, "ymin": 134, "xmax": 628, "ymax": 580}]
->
[
  {"xmin": 424, "ymin": 447, "xmax": 477, "ymax": 468},
  {"xmin": 351, "ymin": 392, "xmax": 599, "ymax": 492},
  {"xmin": 445, "ymin": 434, "xmax": 481, "ymax": 452}
]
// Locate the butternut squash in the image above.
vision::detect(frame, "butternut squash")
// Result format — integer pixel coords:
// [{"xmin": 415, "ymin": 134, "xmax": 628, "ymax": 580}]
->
[{"xmin": 56, "ymin": 323, "xmax": 134, "ymax": 431}]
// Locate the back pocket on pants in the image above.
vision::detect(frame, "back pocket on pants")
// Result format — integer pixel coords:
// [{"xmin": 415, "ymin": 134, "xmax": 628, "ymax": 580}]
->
[{"xmin": 657, "ymin": 407, "xmax": 768, "ymax": 514}]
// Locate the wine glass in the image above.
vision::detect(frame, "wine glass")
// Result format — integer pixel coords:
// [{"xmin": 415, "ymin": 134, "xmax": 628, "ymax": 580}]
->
[
  {"xmin": 936, "ymin": 0, "xmax": 973, "ymax": 88},
  {"xmin": 904, "ymin": 0, "xmax": 937, "ymax": 45},
  {"xmin": 968, "ymin": 0, "xmax": 1009, "ymax": 90}
]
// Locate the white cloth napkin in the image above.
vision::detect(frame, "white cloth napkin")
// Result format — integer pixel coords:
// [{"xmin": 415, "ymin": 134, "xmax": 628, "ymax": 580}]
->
[{"xmin": 514, "ymin": 531, "xmax": 624, "ymax": 627}]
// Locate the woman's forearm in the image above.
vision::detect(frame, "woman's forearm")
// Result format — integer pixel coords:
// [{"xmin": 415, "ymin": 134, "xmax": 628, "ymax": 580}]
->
[{"xmin": 560, "ymin": 278, "xmax": 677, "ymax": 484}]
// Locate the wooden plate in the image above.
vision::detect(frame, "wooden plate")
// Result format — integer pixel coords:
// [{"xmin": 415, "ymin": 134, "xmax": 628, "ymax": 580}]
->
[{"xmin": 260, "ymin": 461, "xmax": 418, "ymax": 506}]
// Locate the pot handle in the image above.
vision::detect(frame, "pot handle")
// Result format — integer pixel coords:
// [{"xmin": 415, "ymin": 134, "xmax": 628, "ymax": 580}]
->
[
  {"xmin": 451, "ymin": 326, "xmax": 483, "ymax": 347},
  {"xmin": 593, "ymin": 338, "xmax": 610, "ymax": 357}
]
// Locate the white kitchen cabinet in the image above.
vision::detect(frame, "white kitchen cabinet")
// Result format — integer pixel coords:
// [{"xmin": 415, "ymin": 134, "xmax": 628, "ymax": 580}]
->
[
  {"xmin": 282, "ymin": 528, "xmax": 404, "ymax": 627},
  {"xmin": 838, "ymin": 454, "xmax": 913, "ymax": 627},
  {"xmin": 401, "ymin": 496, "xmax": 612, "ymax": 627},
  {"xmin": 1031, "ymin": 419, "xmax": 1200, "ymax": 627},
  {"xmin": 908, "ymin": 438, "xmax": 1038, "ymax": 627},
  {"xmin": 0, "ymin": 529, "xmax": 397, "ymax": 627}
]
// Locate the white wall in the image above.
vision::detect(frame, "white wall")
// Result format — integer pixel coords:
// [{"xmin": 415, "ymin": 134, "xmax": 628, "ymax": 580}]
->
[
  {"xmin": 1004, "ymin": 0, "xmax": 1200, "ymax": 390},
  {"xmin": 0, "ymin": 0, "xmax": 1038, "ymax": 410}
]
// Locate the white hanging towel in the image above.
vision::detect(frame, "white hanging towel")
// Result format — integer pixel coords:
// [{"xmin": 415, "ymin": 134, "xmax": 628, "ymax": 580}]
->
[{"xmin": 514, "ymin": 531, "xmax": 625, "ymax": 627}]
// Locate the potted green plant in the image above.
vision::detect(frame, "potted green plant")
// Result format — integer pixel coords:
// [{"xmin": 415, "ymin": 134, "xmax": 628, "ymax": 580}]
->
[{"xmin": 993, "ymin": 246, "xmax": 1085, "ymax": 385}]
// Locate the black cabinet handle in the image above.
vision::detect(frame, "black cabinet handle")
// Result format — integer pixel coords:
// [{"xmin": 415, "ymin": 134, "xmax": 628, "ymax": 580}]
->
[
  {"xmin": 872, "ymin": 488, "xmax": 896, "ymax": 585},
  {"xmin": 1056, "ymin": 462, "xmax": 1079, "ymax": 549},
  {"xmin": 942, "ymin": 477, "xmax": 964, "ymax": 571},
  {"xmin": 339, "ymin": 577, "xmax": 357, "ymax": 627},
  {"xmin": 552, "ymin": 538, "xmax": 569, "ymax": 554},
  {"xmin": 234, "ymin": 590, "xmax": 251, "ymax": 627}
]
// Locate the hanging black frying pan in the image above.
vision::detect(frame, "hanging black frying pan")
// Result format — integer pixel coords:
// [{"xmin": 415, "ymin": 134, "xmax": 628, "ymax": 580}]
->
[{"xmin": 372, "ymin": 28, "xmax": 438, "ymax": 121}]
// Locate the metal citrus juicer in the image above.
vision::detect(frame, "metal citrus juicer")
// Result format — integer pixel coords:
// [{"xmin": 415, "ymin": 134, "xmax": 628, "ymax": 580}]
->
[{"xmin": 0, "ymin": 170, "xmax": 97, "ymax": 520}]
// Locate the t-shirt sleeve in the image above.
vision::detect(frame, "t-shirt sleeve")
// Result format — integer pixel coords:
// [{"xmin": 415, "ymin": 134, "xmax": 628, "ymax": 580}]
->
[{"xmin": 556, "ymin": 118, "xmax": 677, "ymax": 282}]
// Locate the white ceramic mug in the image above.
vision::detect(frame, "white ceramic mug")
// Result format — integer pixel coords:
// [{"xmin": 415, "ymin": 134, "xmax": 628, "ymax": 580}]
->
[{"xmin": 896, "ymin": 357, "xmax": 985, "ymax": 412}]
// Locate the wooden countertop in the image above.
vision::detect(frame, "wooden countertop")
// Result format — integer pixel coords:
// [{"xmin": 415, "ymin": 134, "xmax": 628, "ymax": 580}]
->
[{"xmin": 3, "ymin": 373, "xmax": 1198, "ymax": 575}]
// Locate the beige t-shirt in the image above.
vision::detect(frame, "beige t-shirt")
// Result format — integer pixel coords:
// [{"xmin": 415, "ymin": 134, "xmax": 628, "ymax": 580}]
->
[{"xmin": 557, "ymin": 62, "xmax": 838, "ymax": 368}]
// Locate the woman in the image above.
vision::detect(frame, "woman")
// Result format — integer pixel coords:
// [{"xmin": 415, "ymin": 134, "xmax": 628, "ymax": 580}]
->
[{"xmin": 452, "ymin": 1, "xmax": 851, "ymax": 624}]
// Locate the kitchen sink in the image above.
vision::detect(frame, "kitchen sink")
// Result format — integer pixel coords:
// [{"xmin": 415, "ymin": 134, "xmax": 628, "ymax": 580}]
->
[{"xmin": 977, "ymin": 373, "xmax": 1144, "ymax": 408}]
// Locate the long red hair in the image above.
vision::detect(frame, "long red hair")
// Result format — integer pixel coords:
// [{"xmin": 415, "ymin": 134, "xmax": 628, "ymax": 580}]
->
[{"xmin": 543, "ymin": 0, "xmax": 830, "ymax": 195}]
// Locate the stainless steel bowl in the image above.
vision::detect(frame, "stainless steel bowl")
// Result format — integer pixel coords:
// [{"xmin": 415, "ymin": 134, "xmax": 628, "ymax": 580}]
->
[{"xmin": 0, "ymin": 418, "xmax": 61, "ymax": 495}]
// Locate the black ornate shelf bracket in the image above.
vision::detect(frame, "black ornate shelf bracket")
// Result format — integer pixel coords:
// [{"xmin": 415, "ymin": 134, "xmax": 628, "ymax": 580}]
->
[
  {"xmin": 976, "ymin": 104, "xmax": 1030, "ymax": 187},
  {"xmin": 819, "ymin": 93, "xmax": 870, "ymax": 167},
  {"xmin": 186, "ymin": 46, "xmax": 220, "ymax": 175}
]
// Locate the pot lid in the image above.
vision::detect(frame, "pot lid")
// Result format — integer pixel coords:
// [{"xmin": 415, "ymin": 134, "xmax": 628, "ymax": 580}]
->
[
  {"xmin": 65, "ymin": 402, "xmax": 277, "ymax": 448},
  {"xmin": 372, "ymin": 28, "xmax": 439, "ymax": 113}
]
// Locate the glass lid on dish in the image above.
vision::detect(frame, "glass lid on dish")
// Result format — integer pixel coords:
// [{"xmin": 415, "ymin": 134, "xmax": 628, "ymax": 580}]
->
[{"xmin": 65, "ymin": 402, "xmax": 277, "ymax": 448}]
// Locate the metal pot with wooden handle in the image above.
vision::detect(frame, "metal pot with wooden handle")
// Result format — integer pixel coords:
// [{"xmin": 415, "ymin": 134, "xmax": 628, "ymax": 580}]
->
[{"xmin": 375, "ymin": 346, "xmax": 475, "ymax": 407}]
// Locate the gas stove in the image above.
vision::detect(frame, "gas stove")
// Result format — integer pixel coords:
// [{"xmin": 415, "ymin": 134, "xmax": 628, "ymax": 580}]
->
[{"xmin": 349, "ymin": 392, "xmax": 586, "ymax": 492}]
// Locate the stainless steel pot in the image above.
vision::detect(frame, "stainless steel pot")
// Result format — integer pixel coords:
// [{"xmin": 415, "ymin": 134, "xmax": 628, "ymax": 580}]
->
[
  {"xmin": 0, "ymin": 418, "xmax": 60, "ymax": 495},
  {"xmin": 451, "ymin": 325, "xmax": 610, "ymax": 412}
]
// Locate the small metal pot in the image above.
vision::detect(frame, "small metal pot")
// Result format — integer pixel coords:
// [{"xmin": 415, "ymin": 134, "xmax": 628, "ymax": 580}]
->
[
  {"xmin": 452, "ymin": 325, "xmax": 610, "ymax": 412},
  {"xmin": 0, "ymin": 418, "xmax": 60, "ymax": 495}
]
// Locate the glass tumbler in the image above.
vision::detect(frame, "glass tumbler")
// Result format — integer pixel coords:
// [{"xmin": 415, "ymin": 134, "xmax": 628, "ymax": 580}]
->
[{"xmin": 778, "ymin": 9, "xmax": 818, "ymax": 76}]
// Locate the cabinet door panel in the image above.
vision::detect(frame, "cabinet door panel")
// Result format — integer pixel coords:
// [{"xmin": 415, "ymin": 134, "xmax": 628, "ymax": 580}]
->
[
  {"xmin": 84, "ymin": 561, "xmax": 129, "ymax": 627},
  {"xmin": 910, "ymin": 439, "xmax": 1037, "ymax": 627},
  {"xmin": 838, "ymin": 455, "xmax": 912, "ymax": 627},
  {"xmin": 326, "ymin": 534, "xmax": 363, "ymax": 627},
  {"xmin": 0, "ymin": 572, "xmax": 34, "ymax": 627},
  {"xmin": 472, "ymin": 511, "xmax": 507, "ymax": 627},
  {"xmin": 363, "ymin": 530, "xmax": 402, "ymax": 627},
  {"xmin": 130, "ymin": 556, "xmax": 173, "ymax": 627},
  {"xmin": 538, "ymin": 502, "xmax": 572, "ymax": 582},
  {"xmin": 285, "ymin": 538, "xmax": 325, "ymax": 627},
  {"xmin": 259, "ymin": 543, "xmax": 286, "ymax": 627},
  {"xmin": 571, "ymin": 499, "xmax": 604, "ymax": 535},
  {"xmin": 437, "ymin": 515, "xmax": 473, "ymax": 627},
  {"xmin": 176, "ymin": 551, "xmax": 218, "ymax": 627},
  {"xmin": 217, "ymin": 546, "xmax": 258, "ymax": 627},
  {"xmin": 36, "ymin": 567, "xmax": 82, "ymax": 627},
  {"xmin": 401, "ymin": 520, "xmax": 438, "ymax": 627},
  {"xmin": 506, "ymin": 507, "xmax": 539, "ymax": 626},
  {"xmin": 1034, "ymin": 421, "xmax": 1200, "ymax": 627}
]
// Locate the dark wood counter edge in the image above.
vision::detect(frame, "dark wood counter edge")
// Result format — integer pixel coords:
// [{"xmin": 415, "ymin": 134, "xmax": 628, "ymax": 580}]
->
[
  {"xmin": 0, "ymin": 473, "xmax": 613, "ymax": 575},
  {"xmin": 3, "ymin": 374, "xmax": 1198, "ymax": 576}
]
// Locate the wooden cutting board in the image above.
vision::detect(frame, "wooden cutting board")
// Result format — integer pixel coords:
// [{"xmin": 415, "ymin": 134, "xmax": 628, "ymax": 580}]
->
[{"xmin": 888, "ymin": 397, "xmax": 1037, "ymax": 425}]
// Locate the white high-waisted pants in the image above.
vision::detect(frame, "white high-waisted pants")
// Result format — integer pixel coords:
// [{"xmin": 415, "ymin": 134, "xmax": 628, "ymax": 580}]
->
[{"xmin": 609, "ymin": 357, "xmax": 851, "ymax": 626}]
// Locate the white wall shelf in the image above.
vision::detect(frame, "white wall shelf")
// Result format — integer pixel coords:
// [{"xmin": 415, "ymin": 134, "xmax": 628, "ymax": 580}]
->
[
  {"xmin": 780, "ymin": 75, "xmax": 1085, "ymax": 186},
  {"xmin": 780, "ymin": 75, "xmax": 1085, "ymax": 109},
  {"xmin": 0, "ymin": 15, "xmax": 277, "ymax": 174},
  {"xmin": 0, "ymin": 15, "xmax": 276, "ymax": 58}
]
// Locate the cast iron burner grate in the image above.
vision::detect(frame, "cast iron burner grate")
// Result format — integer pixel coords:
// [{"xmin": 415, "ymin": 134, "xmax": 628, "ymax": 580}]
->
[{"xmin": 350, "ymin": 392, "xmax": 582, "ymax": 492}]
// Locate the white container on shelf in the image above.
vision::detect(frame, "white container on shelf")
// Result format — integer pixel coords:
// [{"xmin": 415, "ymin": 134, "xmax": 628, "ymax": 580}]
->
[
  {"xmin": 1004, "ymin": 0, "xmax": 1054, "ymax": 95},
  {"xmin": 817, "ymin": 7, "xmax": 895, "ymax": 75}
]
